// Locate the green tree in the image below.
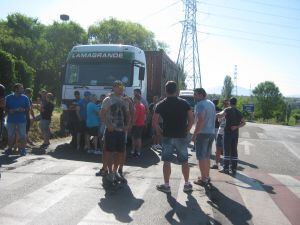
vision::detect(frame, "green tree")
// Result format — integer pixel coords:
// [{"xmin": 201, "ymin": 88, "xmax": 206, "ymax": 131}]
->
[
  {"xmin": 0, "ymin": 50, "xmax": 16, "ymax": 91},
  {"xmin": 88, "ymin": 18, "xmax": 162, "ymax": 50},
  {"xmin": 252, "ymin": 81, "xmax": 283, "ymax": 120},
  {"xmin": 221, "ymin": 75, "xmax": 234, "ymax": 99}
]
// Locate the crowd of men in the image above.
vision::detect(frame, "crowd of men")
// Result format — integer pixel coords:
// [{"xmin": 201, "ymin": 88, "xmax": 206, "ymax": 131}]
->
[
  {"xmin": 0, "ymin": 79, "xmax": 245, "ymax": 192},
  {"xmin": 0, "ymin": 83, "xmax": 54, "ymax": 156}
]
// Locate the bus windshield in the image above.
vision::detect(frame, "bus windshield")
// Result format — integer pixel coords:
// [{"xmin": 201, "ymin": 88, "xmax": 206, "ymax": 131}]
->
[{"xmin": 65, "ymin": 62, "xmax": 132, "ymax": 86}]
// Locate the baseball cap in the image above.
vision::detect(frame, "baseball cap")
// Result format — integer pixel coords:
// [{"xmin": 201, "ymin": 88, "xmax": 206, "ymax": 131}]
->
[{"xmin": 84, "ymin": 91, "xmax": 92, "ymax": 97}]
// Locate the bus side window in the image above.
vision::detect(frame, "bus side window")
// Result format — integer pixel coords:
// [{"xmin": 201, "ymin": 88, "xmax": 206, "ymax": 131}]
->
[{"xmin": 133, "ymin": 66, "xmax": 140, "ymax": 87}]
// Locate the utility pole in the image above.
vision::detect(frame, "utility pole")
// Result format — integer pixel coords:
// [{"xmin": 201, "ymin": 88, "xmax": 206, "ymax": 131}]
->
[
  {"xmin": 233, "ymin": 65, "xmax": 238, "ymax": 96},
  {"xmin": 177, "ymin": 0, "xmax": 202, "ymax": 90}
]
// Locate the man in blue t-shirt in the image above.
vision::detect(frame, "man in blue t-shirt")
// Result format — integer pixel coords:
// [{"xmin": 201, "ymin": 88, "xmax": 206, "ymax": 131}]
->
[
  {"xmin": 192, "ymin": 88, "xmax": 216, "ymax": 187},
  {"xmin": 75, "ymin": 91, "xmax": 91, "ymax": 151},
  {"xmin": 5, "ymin": 83, "xmax": 30, "ymax": 156}
]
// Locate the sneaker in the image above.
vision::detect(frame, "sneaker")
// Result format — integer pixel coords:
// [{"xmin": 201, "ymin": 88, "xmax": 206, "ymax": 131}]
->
[
  {"xmin": 4, "ymin": 148, "xmax": 12, "ymax": 156},
  {"xmin": 183, "ymin": 183, "xmax": 193, "ymax": 192},
  {"xmin": 95, "ymin": 168, "xmax": 108, "ymax": 177},
  {"xmin": 135, "ymin": 152, "xmax": 141, "ymax": 158},
  {"xmin": 156, "ymin": 144, "xmax": 162, "ymax": 150},
  {"xmin": 93, "ymin": 149, "xmax": 102, "ymax": 155},
  {"xmin": 20, "ymin": 149, "xmax": 27, "ymax": 156},
  {"xmin": 219, "ymin": 169, "xmax": 230, "ymax": 175},
  {"xmin": 156, "ymin": 184, "xmax": 171, "ymax": 193},
  {"xmin": 87, "ymin": 149, "xmax": 95, "ymax": 154},
  {"xmin": 194, "ymin": 179, "xmax": 209, "ymax": 187},
  {"xmin": 211, "ymin": 164, "xmax": 219, "ymax": 169},
  {"xmin": 115, "ymin": 172, "xmax": 127, "ymax": 183},
  {"xmin": 150, "ymin": 145, "xmax": 157, "ymax": 151}
]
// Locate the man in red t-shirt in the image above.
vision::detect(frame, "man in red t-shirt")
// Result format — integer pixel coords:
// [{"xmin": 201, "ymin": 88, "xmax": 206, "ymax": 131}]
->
[{"xmin": 131, "ymin": 95, "xmax": 146, "ymax": 158}]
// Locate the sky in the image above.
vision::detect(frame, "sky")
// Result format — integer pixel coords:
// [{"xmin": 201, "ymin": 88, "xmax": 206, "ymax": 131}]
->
[{"xmin": 1, "ymin": 0, "xmax": 300, "ymax": 96}]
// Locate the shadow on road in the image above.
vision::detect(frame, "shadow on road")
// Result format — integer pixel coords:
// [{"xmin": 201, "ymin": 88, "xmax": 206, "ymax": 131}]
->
[
  {"xmin": 227, "ymin": 172, "xmax": 275, "ymax": 194},
  {"xmin": 165, "ymin": 192, "xmax": 220, "ymax": 225},
  {"xmin": 98, "ymin": 184, "xmax": 144, "ymax": 223},
  {"xmin": 207, "ymin": 185, "xmax": 253, "ymax": 225},
  {"xmin": 210, "ymin": 154, "xmax": 258, "ymax": 169},
  {"xmin": 47, "ymin": 141, "xmax": 161, "ymax": 168}
]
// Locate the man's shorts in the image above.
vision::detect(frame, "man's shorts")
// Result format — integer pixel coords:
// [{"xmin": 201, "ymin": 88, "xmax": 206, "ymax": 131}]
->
[
  {"xmin": 7, "ymin": 122, "xmax": 27, "ymax": 140},
  {"xmin": 132, "ymin": 126, "xmax": 144, "ymax": 139},
  {"xmin": 39, "ymin": 119, "xmax": 51, "ymax": 136},
  {"xmin": 195, "ymin": 133, "xmax": 215, "ymax": 160},
  {"xmin": 104, "ymin": 130, "xmax": 126, "ymax": 152},
  {"xmin": 161, "ymin": 137, "xmax": 189, "ymax": 163},
  {"xmin": 87, "ymin": 126, "xmax": 99, "ymax": 136},
  {"xmin": 216, "ymin": 133, "xmax": 224, "ymax": 148}
]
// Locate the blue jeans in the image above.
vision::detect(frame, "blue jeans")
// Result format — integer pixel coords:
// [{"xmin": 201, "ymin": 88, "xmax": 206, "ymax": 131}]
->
[{"xmin": 161, "ymin": 137, "xmax": 189, "ymax": 163}]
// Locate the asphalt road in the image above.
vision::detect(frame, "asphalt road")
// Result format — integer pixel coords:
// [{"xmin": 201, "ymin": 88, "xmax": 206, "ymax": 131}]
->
[{"xmin": 0, "ymin": 123, "xmax": 299, "ymax": 225}]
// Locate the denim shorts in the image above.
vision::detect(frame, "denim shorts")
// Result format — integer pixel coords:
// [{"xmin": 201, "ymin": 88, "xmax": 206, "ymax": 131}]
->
[
  {"xmin": 216, "ymin": 134, "xmax": 224, "ymax": 148},
  {"xmin": 161, "ymin": 137, "xmax": 189, "ymax": 163},
  {"xmin": 39, "ymin": 119, "xmax": 50, "ymax": 136},
  {"xmin": 195, "ymin": 133, "xmax": 215, "ymax": 160},
  {"xmin": 7, "ymin": 122, "xmax": 27, "ymax": 140}
]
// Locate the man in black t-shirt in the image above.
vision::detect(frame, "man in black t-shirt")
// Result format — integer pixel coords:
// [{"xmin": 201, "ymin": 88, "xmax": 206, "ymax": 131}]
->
[
  {"xmin": 217, "ymin": 97, "xmax": 245, "ymax": 176},
  {"xmin": 153, "ymin": 81, "xmax": 194, "ymax": 193}
]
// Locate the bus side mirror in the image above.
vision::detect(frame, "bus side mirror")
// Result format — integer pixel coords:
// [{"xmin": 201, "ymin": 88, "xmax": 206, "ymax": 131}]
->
[
  {"xmin": 139, "ymin": 67, "xmax": 145, "ymax": 81},
  {"xmin": 60, "ymin": 64, "xmax": 66, "ymax": 83}
]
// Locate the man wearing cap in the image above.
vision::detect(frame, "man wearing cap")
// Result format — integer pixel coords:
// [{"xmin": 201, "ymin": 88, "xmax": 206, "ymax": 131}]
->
[
  {"xmin": 100, "ymin": 80, "xmax": 130, "ymax": 182},
  {"xmin": 76, "ymin": 91, "xmax": 91, "ymax": 151}
]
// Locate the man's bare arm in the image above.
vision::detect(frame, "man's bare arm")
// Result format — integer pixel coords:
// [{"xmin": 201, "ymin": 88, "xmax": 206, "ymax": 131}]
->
[{"xmin": 186, "ymin": 109, "xmax": 194, "ymax": 133}]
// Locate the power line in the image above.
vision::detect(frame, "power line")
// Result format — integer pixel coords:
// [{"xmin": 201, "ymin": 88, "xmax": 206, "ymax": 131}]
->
[
  {"xmin": 197, "ymin": 31, "xmax": 300, "ymax": 48},
  {"xmin": 197, "ymin": 10, "xmax": 300, "ymax": 29},
  {"xmin": 198, "ymin": 1, "xmax": 300, "ymax": 21},
  {"xmin": 139, "ymin": 0, "xmax": 181, "ymax": 22},
  {"xmin": 236, "ymin": 0, "xmax": 300, "ymax": 11},
  {"xmin": 198, "ymin": 23, "xmax": 300, "ymax": 42}
]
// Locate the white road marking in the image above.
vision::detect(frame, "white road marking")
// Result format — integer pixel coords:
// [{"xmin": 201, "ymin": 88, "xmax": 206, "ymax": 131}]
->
[
  {"xmin": 257, "ymin": 132, "xmax": 267, "ymax": 139},
  {"xmin": 233, "ymin": 172, "xmax": 291, "ymax": 225},
  {"xmin": 78, "ymin": 168, "xmax": 151, "ymax": 225},
  {"xmin": 241, "ymin": 131, "xmax": 250, "ymax": 138},
  {"xmin": 0, "ymin": 164, "xmax": 93, "ymax": 225},
  {"xmin": 270, "ymin": 174, "xmax": 300, "ymax": 199}
]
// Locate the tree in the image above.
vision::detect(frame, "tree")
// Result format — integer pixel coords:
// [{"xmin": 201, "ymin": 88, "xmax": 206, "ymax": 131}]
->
[
  {"xmin": 252, "ymin": 81, "xmax": 283, "ymax": 120},
  {"xmin": 0, "ymin": 50, "xmax": 16, "ymax": 91},
  {"xmin": 221, "ymin": 75, "xmax": 234, "ymax": 99},
  {"xmin": 88, "ymin": 18, "xmax": 165, "ymax": 51}
]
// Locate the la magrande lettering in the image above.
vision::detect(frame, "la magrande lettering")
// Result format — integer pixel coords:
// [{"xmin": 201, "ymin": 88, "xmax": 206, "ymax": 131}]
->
[{"xmin": 72, "ymin": 52, "xmax": 124, "ymax": 59}]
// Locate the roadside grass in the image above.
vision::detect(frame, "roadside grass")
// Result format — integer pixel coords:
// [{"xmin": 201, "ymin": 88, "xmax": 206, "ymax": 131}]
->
[
  {"xmin": 28, "ymin": 108, "xmax": 64, "ymax": 143},
  {"xmin": 255, "ymin": 117, "xmax": 299, "ymax": 126}
]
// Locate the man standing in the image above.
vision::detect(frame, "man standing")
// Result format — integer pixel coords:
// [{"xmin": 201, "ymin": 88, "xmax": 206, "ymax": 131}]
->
[
  {"xmin": 192, "ymin": 88, "xmax": 216, "ymax": 186},
  {"xmin": 217, "ymin": 97, "xmax": 245, "ymax": 176},
  {"xmin": 76, "ymin": 91, "xmax": 91, "ymax": 151},
  {"xmin": 100, "ymin": 80, "xmax": 130, "ymax": 182},
  {"xmin": 5, "ymin": 83, "xmax": 30, "ymax": 156},
  {"xmin": 211, "ymin": 99, "xmax": 230, "ymax": 169},
  {"xmin": 153, "ymin": 81, "xmax": 194, "ymax": 193}
]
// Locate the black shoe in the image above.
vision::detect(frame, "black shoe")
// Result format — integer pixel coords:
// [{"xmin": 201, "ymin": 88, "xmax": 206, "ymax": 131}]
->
[
  {"xmin": 231, "ymin": 170, "xmax": 237, "ymax": 176},
  {"xmin": 211, "ymin": 164, "xmax": 219, "ymax": 169},
  {"xmin": 219, "ymin": 169, "xmax": 230, "ymax": 175}
]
